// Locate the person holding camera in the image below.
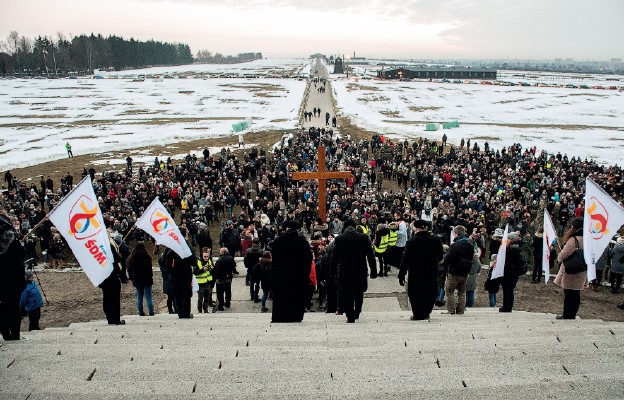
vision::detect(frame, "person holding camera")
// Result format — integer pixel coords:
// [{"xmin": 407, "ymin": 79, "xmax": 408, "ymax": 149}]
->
[{"xmin": 0, "ymin": 211, "xmax": 27, "ymax": 340}]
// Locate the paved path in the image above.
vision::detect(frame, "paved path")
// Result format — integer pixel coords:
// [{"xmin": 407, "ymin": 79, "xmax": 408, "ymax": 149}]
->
[{"xmin": 302, "ymin": 59, "xmax": 338, "ymax": 131}]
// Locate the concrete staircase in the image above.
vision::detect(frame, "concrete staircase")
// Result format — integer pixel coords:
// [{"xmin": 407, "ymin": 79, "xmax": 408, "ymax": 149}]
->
[{"xmin": 2, "ymin": 309, "xmax": 624, "ymax": 399}]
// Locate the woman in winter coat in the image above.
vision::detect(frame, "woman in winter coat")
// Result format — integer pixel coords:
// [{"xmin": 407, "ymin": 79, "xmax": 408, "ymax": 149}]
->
[
  {"xmin": 609, "ymin": 237, "xmax": 624, "ymax": 294},
  {"xmin": 465, "ymin": 248, "xmax": 482, "ymax": 307},
  {"xmin": 554, "ymin": 218, "xmax": 587, "ymax": 320},
  {"xmin": 258, "ymin": 251, "xmax": 272, "ymax": 313},
  {"xmin": 127, "ymin": 242, "xmax": 154, "ymax": 316}
]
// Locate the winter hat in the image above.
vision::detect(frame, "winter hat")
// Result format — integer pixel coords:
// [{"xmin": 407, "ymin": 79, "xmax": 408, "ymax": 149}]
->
[
  {"xmin": 571, "ymin": 217, "xmax": 583, "ymax": 230},
  {"xmin": 493, "ymin": 228, "xmax": 504, "ymax": 239}
]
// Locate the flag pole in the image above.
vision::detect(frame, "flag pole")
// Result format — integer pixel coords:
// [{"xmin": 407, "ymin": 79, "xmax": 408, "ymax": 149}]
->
[
  {"xmin": 22, "ymin": 175, "xmax": 93, "ymax": 241},
  {"xmin": 122, "ymin": 226, "xmax": 136, "ymax": 242}
]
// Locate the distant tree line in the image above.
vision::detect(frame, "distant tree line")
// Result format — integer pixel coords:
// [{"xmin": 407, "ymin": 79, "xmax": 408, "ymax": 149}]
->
[
  {"xmin": 0, "ymin": 31, "xmax": 194, "ymax": 75},
  {"xmin": 195, "ymin": 50, "xmax": 262, "ymax": 64}
]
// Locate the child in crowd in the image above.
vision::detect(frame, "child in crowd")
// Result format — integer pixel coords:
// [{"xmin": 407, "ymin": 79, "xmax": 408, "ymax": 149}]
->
[
  {"xmin": 20, "ymin": 270, "xmax": 44, "ymax": 331},
  {"xmin": 484, "ymin": 254, "xmax": 500, "ymax": 307}
]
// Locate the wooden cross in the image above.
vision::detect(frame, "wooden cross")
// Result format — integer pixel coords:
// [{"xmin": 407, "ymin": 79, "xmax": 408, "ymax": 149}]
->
[{"xmin": 291, "ymin": 146, "xmax": 351, "ymax": 222}]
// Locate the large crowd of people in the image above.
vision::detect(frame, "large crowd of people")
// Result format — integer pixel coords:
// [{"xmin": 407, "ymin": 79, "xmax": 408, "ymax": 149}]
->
[{"xmin": 2, "ymin": 125, "xmax": 624, "ymax": 336}]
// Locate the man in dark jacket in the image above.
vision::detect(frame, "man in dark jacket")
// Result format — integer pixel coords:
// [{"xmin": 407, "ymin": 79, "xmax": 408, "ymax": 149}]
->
[
  {"xmin": 99, "ymin": 237, "xmax": 125, "ymax": 325},
  {"xmin": 398, "ymin": 220, "xmax": 444, "ymax": 320},
  {"xmin": 270, "ymin": 221, "xmax": 312, "ymax": 323},
  {"xmin": 330, "ymin": 220, "xmax": 377, "ymax": 323},
  {"xmin": 244, "ymin": 239, "xmax": 263, "ymax": 302},
  {"xmin": 166, "ymin": 227, "xmax": 196, "ymax": 319},
  {"xmin": 213, "ymin": 247, "xmax": 236, "ymax": 311},
  {"xmin": 443, "ymin": 225, "xmax": 475, "ymax": 315},
  {"xmin": 500, "ymin": 232, "xmax": 524, "ymax": 312},
  {"xmin": 0, "ymin": 213, "xmax": 27, "ymax": 340}
]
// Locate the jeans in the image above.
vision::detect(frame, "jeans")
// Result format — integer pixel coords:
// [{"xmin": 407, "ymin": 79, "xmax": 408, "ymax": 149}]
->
[
  {"xmin": 436, "ymin": 288, "xmax": 446, "ymax": 302},
  {"xmin": 261, "ymin": 289, "xmax": 269, "ymax": 308},
  {"xmin": 465, "ymin": 290, "xmax": 475, "ymax": 307},
  {"xmin": 488, "ymin": 293, "xmax": 497, "ymax": 307},
  {"xmin": 197, "ymin": 283, "xmax": 213, "ymax": 312},
  {"xmin": 444, "ymin": 274, "xmax": 467, "ymax": 314},
  {"xmin": 135, "ymin": 286, "xmax": 154, "ymax": 315}
]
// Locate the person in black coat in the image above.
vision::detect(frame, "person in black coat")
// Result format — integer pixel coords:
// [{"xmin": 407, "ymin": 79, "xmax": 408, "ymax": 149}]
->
[
  {"xmin": 126, "ymin": 241, "xmax": 154, "ymax": 316},
  {"xmin": 99, "ymin": 237, "xmax": 124, "ymax": 325},
  {"xmin": 0, "ymin": 212, "xmax": 27, "ymax": 340},
  {"xmin": 270, "ymin": 221, "xmax": 312, "ymax": 323},
  {"xmin": 165, "ymin": 227, "xmax": 196, "ymax": 319},
  {"xmin": 500, "ymin": 232, "xmax": 524, "ymax": 313},
  {"xmin": 330, "ymin": 220, "xmax": 377, "ymax": 323},
  {"xmin": 398, "ymin": 220, "xmax": 444, "ymax": 320},
  {"xmin": 244, "ymin": 239, "xmax": 263, "ymax": 302},
  {"xmin": 213, "ymin": 247, "xmax": 236, "ymax": 311},
  {"xmin": 159, "ymin": 250, "xmax": 176, "ymax": 314}
]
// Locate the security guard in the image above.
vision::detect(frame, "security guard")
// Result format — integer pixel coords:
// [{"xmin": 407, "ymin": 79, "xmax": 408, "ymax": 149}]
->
[
  {"xmin": 357, "ymin": 217, "xmax": 370, "ymax": 238},
  {"xmin": 373, "ymin": 223, "xmax": 390, "ymax": 276},
  {"xmin": 194, "ymin": 247, "xmax": 214, "ymax": 313},
  {"xmin": 386, "ymin": 222, "xmax": 399, "ymax": 269}
]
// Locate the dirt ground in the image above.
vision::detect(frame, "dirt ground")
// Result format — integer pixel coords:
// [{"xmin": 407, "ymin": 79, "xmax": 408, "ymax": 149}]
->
[
  {"xmin": 10, "ymin": 121, "xmax": 624, "ymax": 331},
  {"xmin": 21, "ymin": 263, "xmax": 624, "ymax": 333}
]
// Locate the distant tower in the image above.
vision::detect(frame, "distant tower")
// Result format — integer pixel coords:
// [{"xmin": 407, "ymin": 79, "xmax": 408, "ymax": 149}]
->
[{"xmin": 333, "ymin": 57, "xmax": 344, "ymax": 74}]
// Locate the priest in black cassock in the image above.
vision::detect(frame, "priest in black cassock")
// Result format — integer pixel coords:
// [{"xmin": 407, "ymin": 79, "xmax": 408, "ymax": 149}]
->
[
  {"xmin": 270, "ymin": 221, "xmax": 312, "ymax": 323},
  {"xmin": 398, "ymin": 220, "xmax": 444, "ymax": 320}
]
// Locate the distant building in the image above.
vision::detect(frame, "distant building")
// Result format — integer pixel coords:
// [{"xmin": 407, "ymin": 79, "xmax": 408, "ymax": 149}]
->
[
  {"xmin": 333, "ymin": 57, "xmax": 344, "ymax": 74},
  {"xmin": 378, "ymin": 67, "xmax": 496, "ymax": 80},
  {"xmin": 309, "ymin": 53, "xmax": 326, "ymax": 60}
]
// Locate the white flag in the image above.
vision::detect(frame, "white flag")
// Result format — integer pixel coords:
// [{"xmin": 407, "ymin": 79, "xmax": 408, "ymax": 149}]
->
[
  {"xmin": 542, "ymin": 210, "xmax": 557, "ymax": 283},
  {"xmin": 47, "ymin": 176, "xmax": 114, "ymax": 287},
  {"xmin": 491, "ymin": 225, "xmax": 509, "ymax": 280},
  {"xmin": 135, "ymin": 197, "xmax": 192, "ymax": 259},
  {"xmin": 584, "ymin": 177, "xmax": 624, "ymax": 281}
]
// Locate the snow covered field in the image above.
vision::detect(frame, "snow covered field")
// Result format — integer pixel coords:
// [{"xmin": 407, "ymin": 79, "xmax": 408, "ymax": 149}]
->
[
  {"xmin": 103, "ymin": 58, "xmax": 313, "ymax": 78},
  {"xmin": 0, "ymin": 74, "xmax": 306, "ymax": 169},
  {"xmin": 333, "ymin": 79, "xmax": 624, "ymax": 165}
]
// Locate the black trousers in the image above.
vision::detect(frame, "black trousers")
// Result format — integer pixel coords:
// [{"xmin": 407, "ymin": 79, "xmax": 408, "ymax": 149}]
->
[
  {"xmin": 325, "ymin": 279, "xmax": 337, "ymax": 313},
  {"xmin": 216, "ymin": 281, "xmax": 232, "ymax": 309},
  {"xmin": 501, "ymin": 277, "xmax": 518, "ymax": 312},
  {"xmin": 175, "ymin": 295, "xmax": 191, "ymax": 318},
  {"xmin": 610, "ymin": 272, "xmax": 623, "ymax": 292},
  {"xmin": 563, "ymin": 289, "xmax": 581, "ymax": 319},
  {"xmin": 0, "ymin": 297, "xmax": 21, "ymax": 340},
  {"xmin": 28, "ymin": 308, "xmax": 41, "ymax": 331},
  {"xmin": 341, "ymin": 289, "xmax": 364, "ymax": 321},
  {"xmin": 101, "ymin": 280, "xmax": 121, "ymax": 324},
  {"xmin": 167, "ymin": 295, "xmax": 176, "ymax": 313}
]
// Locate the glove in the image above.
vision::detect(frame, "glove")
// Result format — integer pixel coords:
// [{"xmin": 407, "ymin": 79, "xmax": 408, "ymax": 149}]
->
[{"xmin": 398, "ymin": 277, "xmax": 405, "ymax": 286}]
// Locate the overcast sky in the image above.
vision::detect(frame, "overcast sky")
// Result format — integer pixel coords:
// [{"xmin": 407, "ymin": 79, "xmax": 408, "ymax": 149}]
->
[{"xmin": 1, "ymin": 0, "xmax": 622, "ymax": 60}]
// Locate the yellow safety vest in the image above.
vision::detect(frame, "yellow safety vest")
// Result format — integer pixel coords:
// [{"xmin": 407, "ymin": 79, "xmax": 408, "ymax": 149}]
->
[
  {"xmin": 387, "ymin": 230, "xmax": 398, "ymax": 247},
  {"xmin": 374, "ymin": 234, "xmax": 389, "ymax": 254},
  {"xmin": 196, "ymin": 259, "xmax": 214, "ymax": 284},
  {"xmin": 357, "ymin": 224, "xmax": 369, "ymax": 236}
]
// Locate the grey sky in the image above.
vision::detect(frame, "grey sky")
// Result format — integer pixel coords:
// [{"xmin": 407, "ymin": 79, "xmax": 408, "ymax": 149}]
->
[{"xmin": 1, "ymin": 0, "xmax": 622, "ymax": 59}]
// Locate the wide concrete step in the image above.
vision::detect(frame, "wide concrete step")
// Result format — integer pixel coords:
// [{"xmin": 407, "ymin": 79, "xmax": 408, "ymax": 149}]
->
[{"xmin": 2, "ymin": 309, "xmax": 624, "ymax": 400}]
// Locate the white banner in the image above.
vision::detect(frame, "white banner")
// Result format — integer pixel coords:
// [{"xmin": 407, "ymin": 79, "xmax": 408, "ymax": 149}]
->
[
  {"xmin": 584, "ymin": 177, "xmax": 624, "ymax": 281},
  {"xmin": 543, "ymin": 210, "xmax": 557, "ymax": 283},
  {"xmin": 491, "ymin": 225, "xmax": 509, "ymax": 280},
  {"xmin": 47, "ymin": 176, "xmax": 113, "ymax": 287},
  {"xmin": 450, "ymin": 227, "xmax": 456, "ymax": 244},
  {"xmin": 135, "ymin": 197, "xmax": 192, "ymax": 259}
]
